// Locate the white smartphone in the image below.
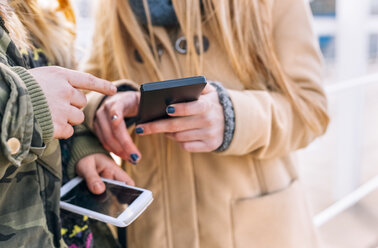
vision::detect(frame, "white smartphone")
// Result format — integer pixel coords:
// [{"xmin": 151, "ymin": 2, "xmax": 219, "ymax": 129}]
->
[{"xmin": 60, "ymin": 177, "xmax": 153, "ymax": 227}]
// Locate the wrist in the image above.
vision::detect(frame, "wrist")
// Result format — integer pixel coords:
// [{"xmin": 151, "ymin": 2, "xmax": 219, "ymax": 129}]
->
[
  {"xmin": 209, "ymin": 81, "xmax": 235, "ymax": 153},
  {"xmin": 12, "ymin": 67, "xmax": 54, "ymax": 143}
]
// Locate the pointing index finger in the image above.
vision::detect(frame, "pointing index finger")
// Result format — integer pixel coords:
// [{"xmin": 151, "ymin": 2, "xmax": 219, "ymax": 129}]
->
[{"xmin": 67, "ymin": 70, "xmax": 117, "ymax": 96}]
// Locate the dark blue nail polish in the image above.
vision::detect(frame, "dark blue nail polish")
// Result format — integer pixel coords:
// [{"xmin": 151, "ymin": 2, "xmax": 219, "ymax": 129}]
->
[
  {"xmin": 167, "ymin": 106, "xmax": 175, "ymax": 114},
  {"xmin": 135, "ymin": 127, "xmax": 144, "ymax": 134},
  {"xmin": 130, "ymin": 153, "xmax": 139, "ymax": 162}
]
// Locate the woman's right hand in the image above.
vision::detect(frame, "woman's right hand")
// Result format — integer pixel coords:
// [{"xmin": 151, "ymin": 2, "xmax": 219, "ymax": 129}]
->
[
  {"xmin": 93, "ymin": 91, "xmax": 141, "ymax": 164},
  {"xmin": 29, "ymin": 66, "xmax": 117, "ymax": 139}
]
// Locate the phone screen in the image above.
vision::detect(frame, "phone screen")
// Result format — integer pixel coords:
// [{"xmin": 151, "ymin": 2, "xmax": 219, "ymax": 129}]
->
[{"xmin": 61, "ymin": 181, "xmax": 142, "ymax": 218}]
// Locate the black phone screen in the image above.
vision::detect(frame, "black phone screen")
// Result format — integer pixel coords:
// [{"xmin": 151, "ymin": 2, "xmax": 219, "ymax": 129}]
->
[
  {"xmin": 61, "ymin": 181, "xmax": 142, "ymax": 218},
  {"xmin": 137, "ymin": 76, "xmax": 207, "ymax": 124}
]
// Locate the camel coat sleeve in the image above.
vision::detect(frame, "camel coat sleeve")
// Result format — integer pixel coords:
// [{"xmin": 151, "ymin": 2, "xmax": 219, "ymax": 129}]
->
[{"xmin": 220, "ymin": 0, "xmax": 328, "ymax": 159}]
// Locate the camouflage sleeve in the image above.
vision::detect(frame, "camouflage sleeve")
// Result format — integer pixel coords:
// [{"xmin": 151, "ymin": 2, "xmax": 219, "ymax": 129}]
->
[
  {"xmin": 0, "ymin": 61, "xmax": 54, "ymax": 178},
  {"xmin": 65, "ymin": 124, "xmax": 108, "ymax": 179}
]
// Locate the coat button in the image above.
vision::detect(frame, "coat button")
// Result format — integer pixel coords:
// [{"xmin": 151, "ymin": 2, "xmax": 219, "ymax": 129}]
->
[
  {"xmin": 175, "ymin": 35, "xmax": 210, "ymax": 55},
  {"xmin": 7, "ymin": 137, "xmax": 21, "ymax": 155}
]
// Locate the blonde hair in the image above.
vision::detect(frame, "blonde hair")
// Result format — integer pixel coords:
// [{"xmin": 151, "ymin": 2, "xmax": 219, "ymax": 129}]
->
[
  {"xmin": 91, "ymin": 0, "xmax": 329, "ymax": 133},
  {"xmin": 1, "ymin": 0, "xmax": 76, "ymax": 68},
  {"xmin": 0, "ymin": 1, "xmax": 29, "ymax": 49}
]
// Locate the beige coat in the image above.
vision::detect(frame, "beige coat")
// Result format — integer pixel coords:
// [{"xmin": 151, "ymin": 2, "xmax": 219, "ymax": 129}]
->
[{"xmin": 84, "ymin": 0, "xmax": 328, "ymax": 247}]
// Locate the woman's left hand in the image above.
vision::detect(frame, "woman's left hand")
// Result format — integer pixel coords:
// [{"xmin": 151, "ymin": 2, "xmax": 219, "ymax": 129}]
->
[
  {"xmin": 135, "ymin": 84, "xmax": 225, "ymax": 153},
  {"xmin": 76, "ymin": 153, "xmax": 135, "ymax": 194}
]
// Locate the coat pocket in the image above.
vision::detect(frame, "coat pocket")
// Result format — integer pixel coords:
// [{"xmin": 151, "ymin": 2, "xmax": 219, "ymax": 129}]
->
[{"xmin": 230, "ymin": 180, "xmax": 320, "ymax": 248}]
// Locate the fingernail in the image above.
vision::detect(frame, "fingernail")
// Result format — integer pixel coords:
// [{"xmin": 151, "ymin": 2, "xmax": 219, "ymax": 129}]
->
[
  {"xmin": 135, "ymin": 127, "xmax": 144, "ymax": 134},
  {"xmin": 130, "ymin": 153, "xmax": 139, "ymax": 162},
  {"xmin": 111, "ymin": 115, "xmax": 118, "ymax": 121},
  {"xmin": 167, "ymin": 106, "xmax": 175, "ymax": 114},
  {"xmin": 93, "ymin": 182, "xmax": 102, "ymax": 193}
]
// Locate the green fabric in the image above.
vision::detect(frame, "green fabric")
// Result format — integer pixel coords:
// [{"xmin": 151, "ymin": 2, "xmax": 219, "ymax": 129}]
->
[
  {"xmin": 0, "ymin": 62, "xmax": 35, "ymax": 170},
  {"xmin": 0, "ymin": 23, "xmax": 66, "ymax": 247},
  {"xmin": 11, "ymin": 66, "xmax": 54, "ymax": 143},
  {"xmin": 66, "ymin": 124, "xmax": 108, "ymax": 179},
  {"xmin": 0, "ymin": 17, "xmax": 111, "ymax": 248},
  {"xmin": 89, "ymin": 219, "xmax": 122, "ymax": 248}
]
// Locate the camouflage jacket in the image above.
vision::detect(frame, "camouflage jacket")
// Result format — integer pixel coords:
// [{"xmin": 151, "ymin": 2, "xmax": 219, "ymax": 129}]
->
[
  {"xmin": 0, "ymin": 20, "xmax": 107, "ymax": 247},
  {"xmin": 0, "ymin": 21, "xmax": 67, "ymax": 247}
]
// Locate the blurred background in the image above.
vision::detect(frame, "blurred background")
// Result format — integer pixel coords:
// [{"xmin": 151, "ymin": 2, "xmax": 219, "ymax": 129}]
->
[{"xmin": 71, "ymin": 0, "xmax": 378, "ymax": 247}]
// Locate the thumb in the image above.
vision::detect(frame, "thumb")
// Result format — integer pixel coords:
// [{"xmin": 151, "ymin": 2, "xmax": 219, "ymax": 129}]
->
[
  {"xmin": 86, "ymin": 174, "xmax": 106, "ymax": 195},
  {"xmin": 76, "ymin": 156, "xmax": 106, "ymax": 194}
]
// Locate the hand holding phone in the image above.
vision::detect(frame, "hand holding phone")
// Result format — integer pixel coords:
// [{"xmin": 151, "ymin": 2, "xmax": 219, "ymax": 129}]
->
[
  {"xmin": 135, "ymin": 82, "xmax": 225, "ymax": 153},
  {"xmin": 93, "ymin": 76, "xmax": 209, "ymax": 162},
  {"xmin": 60, "ymin": 177, "xmax": 153, "ymax": 227},
  {"xmin": 137, "ymin": 76, "xmax": 207, "ymax": 124}
]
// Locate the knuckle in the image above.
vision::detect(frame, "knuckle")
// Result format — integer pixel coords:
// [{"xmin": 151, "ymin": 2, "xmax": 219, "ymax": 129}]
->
[
  {"xmin": 85, "ymin": 73, "xmax": 96, "ymax": 87},
  {"xmin": 203, "ymin": 115, "xmax": 213, "ymax": 126},
  {"xmin": 208, "ymin": 129, "xmax": 218, "ymax": 139},
  {"xmin": 110, "ymin": 104, "xmax": 120, "ymax": 115},
  {"xmin": 120, "ymin": 139, "xmax": 132, "ymax": 149},
  {"xmin": 62, "ymin": 81, "xmax": 71, "ymax": 90},
  {"xmin": 104, "ymin": 102, "xmax": 112, "ymax": 111},
  {"xmin": 181, "ymin": 142, "xmax": 190, "ymax": 151},
  {"xmin": 103, "ymin": 135, "xmax": 113, "ymax": 146},
  {"xmin": 78, "ymin": 91, "xmax": 87, "ymax": 104},
  {"xmin": 53, "ymin": 124, "xmax": 62, "ymax": 137},
  {"xmin": 78, "ymin": 111, "xmax": 85, "ymax": 123},
  {"xmin": 150, "ymin": 122, "xmax": 161, "ymax": 132},
  {"xmin": 104, "ymin": 96, "xmax": 115, "ymax": 105},
  {"xmin": 202, "ymin": 99, "xmax": 212, "ymax": 111},
  {"xmin": 63, "ymin": 125, "xmax": 74, "ymax": 138},
  {"xmin": 86, "ymin": 72, "xmax": 95, "ymax": 82},
  {"xmin": 63, "ymin": 85, "xmax": 73, "ymax": 98},
  {"xmin": 69, "ymin": 87, "xmax": 76, "ymax": 96},
  {"xmin": 181, "ymin": 104, "xmax": 189, "ymax": 116},
  {"xmin": 145, "ymin": 124, "xmax": 154, "ymax": 133},
  {"xmin": 173, "ymin": 132, "xmax": 183, "ymax": 141},
  {"xmin": 210, "ymin": 140, "xmax": 219, "ymax": 150},
  {"xmin": 71, "ymin": 110, "xmax": 83, "ymax": 124},
  {"xmin": 185, "ymin": 144, "xmax": 196, "ymax": 153},
  {"xmin": 81, "ymin": 96, "xmax": 88, "ymax": 107},
  {"xmin": 202, "ymin": 100, "xmax": 211, "ymax": 112},
  {"xmin": 167, "ymin": 122, "xmax": 177, "ymax": 132}
]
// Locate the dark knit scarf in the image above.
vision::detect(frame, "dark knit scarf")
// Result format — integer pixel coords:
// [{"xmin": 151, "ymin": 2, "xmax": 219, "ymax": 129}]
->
[{"xmin": 129, "ymin": 0, "xmax": 178, "ymax": 26}]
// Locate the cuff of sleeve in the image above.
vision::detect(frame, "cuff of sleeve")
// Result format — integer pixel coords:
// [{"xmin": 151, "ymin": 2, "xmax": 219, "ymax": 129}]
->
[
  {"xmin": 66, "ymin": 132, "xmax": 108, "ymax": 179},
  {"xmin": 84, "ymin": 79, "xmax": 139, "ymax": 131},
  {"xmin": 219, "ymin": 89, "xmax": 275, "ymax": 156},
  {"xmin": 11, "ymin": 66, "xmax": 54, "ymax": 143},
  {"xmin": 209, "ymin": 81, "xmax": 235, "ymax": 152}
]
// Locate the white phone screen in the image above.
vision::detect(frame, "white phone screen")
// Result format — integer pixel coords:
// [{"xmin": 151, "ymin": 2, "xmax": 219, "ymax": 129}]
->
[{"xmin": 61, "ymin": 181, "xmax": 142, "ymax": 218}]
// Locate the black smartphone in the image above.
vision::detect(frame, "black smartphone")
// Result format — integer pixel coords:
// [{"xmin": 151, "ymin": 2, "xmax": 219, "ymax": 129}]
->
[{"xmin": 136, "ymin": 76, "xmax": 207, "ymax": 124}]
